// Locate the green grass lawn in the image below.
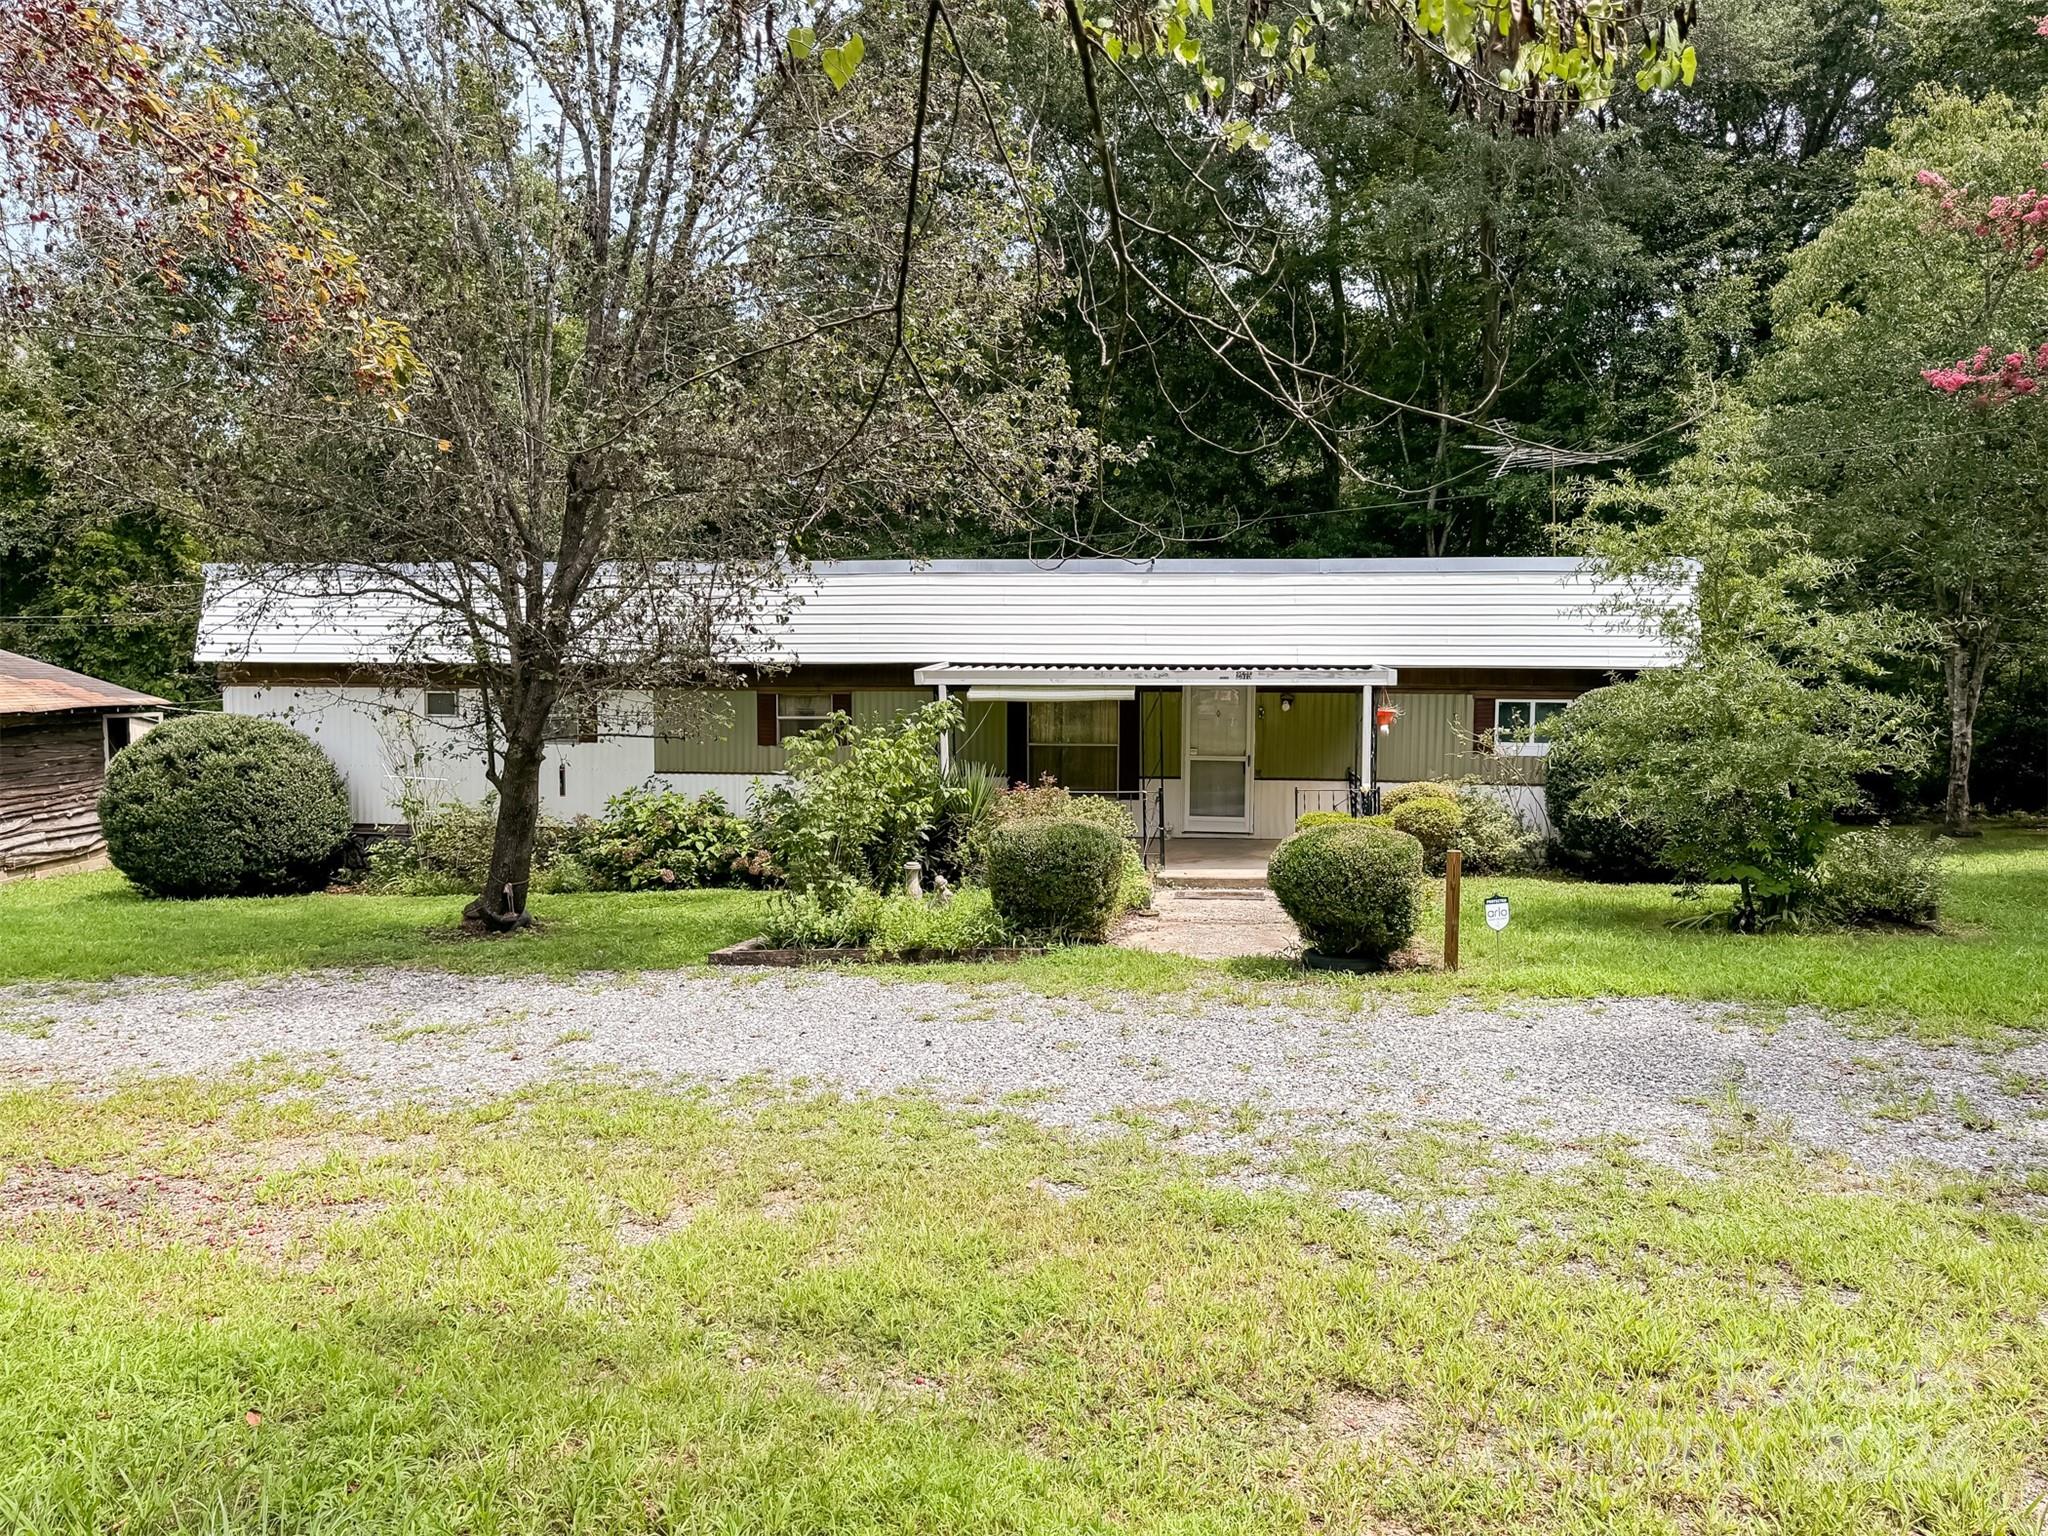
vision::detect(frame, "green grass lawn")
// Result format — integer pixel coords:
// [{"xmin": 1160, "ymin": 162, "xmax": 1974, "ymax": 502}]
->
[
  {"xmin": 0, "ymin": 1075, "xmax": 2042, "ymax": 1534},
  {"xmin": 2, "ymin": 831, "xmax": 2043, "ymax": 1039},
  {"xmin": 0, "ymin": 871, "xmax": 771, "ymax": 981}
]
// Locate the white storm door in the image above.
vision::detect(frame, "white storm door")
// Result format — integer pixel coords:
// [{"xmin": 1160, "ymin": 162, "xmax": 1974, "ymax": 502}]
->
[{"xmin": 1184, "ymin": 685, "xmax": 1253, "ymax": 833}]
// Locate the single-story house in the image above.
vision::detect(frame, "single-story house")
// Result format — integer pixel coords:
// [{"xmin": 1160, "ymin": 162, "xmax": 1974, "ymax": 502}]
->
[
  {"xmin": 0, "ymin": 650, "xmax": 166, "ymax": 879},
  {"xmin": 196, "ymin": 558, "xmax": 1682, "ymax": 844}
]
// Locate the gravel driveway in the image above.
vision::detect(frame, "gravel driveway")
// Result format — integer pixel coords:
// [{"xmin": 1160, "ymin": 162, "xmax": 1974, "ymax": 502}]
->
[{"xmin": 3, "ymin": 968, "xmax": 2042, "ymax": 1178}]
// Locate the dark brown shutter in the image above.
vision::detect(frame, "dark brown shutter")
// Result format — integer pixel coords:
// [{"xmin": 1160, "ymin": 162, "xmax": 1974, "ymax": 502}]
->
[
  {"xmin": 1006, "ymin": 702, "xmax": 1029, "ymax": 787},
  {"xmin": 1118, "ymin": 697, "xmax": 1140, "ymax": 792},
  {"xmin": 757, "ymin": 692, "xmax": 778, "ymax": 747},
  {"xmin": 1471, "ymin": 695, "xmax": 1496, "ymax": 752},
  {"xmin": 832, "ymin": 692, "xmax": 853, "ymax": 722}
]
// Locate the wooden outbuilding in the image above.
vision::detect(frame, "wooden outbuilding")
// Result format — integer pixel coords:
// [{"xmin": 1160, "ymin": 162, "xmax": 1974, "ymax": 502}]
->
[{"xmin": 0, "ymin": 650, "xmax": 166, "ymax": 879}]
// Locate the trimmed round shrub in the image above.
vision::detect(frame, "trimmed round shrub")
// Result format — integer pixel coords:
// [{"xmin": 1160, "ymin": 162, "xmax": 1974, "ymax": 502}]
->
[
  {"xmin": 100, "ymin": 714, "xmax": 351, "ymax": 897},
  {"xmin": 1268, "ymin": 824, "xmax": 1425, "ymax": 964},
  {"xmin": 1803, "ymin": 828, "xmax": 1946, "ymax": 928},
  {"xmin": 1295, "ymin": 810, "xmax": 1395, "ymax": 832},
  {"xmin": 1381, "ymin": 781, "xmax": 1457, "ymax": 811},
  {"xmin": 1544, "ymin": 688, "xmax": 1670, "ymax": 881},
  {"xmin": 1388, "ymin": 794, "xmax": 1463, "ymax": 873},
  {"xmin": 987, "ymin": 818, "xmax": 1125, "ymax": 941},
  {"xmin": 1294, "ymin": 810, "xmax": 1356, "ymax": 832}
]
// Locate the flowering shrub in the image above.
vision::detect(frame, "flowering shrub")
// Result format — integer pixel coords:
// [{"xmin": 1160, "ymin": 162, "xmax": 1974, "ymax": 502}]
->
[
  {"xmin": 1915, "ymin": 165, "xmax": 2048, "ymax": 404},
  {"xmin": 1923, "ymin": 343, "xmax": 2048, "ymax": 402},
  {"xmin": 578, "ymin": 787, "xmax": 755, "ymax": 891}
]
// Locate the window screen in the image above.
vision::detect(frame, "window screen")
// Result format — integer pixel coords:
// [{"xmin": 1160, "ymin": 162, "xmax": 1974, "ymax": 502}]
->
[{"xmin": 1027, "ymin": 700, "xmax": 1119, "ymax": 792}]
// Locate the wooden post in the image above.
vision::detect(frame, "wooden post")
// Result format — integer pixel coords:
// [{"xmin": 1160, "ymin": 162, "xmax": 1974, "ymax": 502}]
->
[{"xmin": 1444, "ymin": 849, "xmax": 1462, "ymax": 971}]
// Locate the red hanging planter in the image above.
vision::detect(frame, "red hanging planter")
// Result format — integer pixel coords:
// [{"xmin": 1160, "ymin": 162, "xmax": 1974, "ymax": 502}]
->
[{"xmin": 1374, "ymin": 704, "xmax": 1399, "ymax": 733}]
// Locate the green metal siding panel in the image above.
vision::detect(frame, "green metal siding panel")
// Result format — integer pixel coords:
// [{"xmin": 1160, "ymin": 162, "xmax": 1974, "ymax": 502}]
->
[
  {"xmin": 1135, "ymin": 688, "xmax": 1181, "ymax": 779},
  {"xmin": 1371, "ymin": 691, "xmax": 1546, "ymax": 786},
  {"xmin": 853, "ymin": 689, "xmax": 930, "ymax": 727},
  {"xmin": 1373, "ymin": 691, "xmax": 1467, "ymax": 782},
  {"xmin": 655, "ymin": 688, "xmax": 933, "ymax": 774},
  {"xmin": 654, "ymin": 689, "xmax": 777, "ymax": 774},
  {"xmin": 957, "ymin": 698, "xmax": 1008, "ymax": 776},
  {"xmin": 1255, "ymin": 689, "xmax": 1358, "ymax": 780}
]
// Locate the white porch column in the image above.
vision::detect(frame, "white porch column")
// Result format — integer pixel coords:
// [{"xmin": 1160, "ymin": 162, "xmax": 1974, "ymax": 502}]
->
[
  {"xmin": 936, "ymin": 683, "xmax": 952, "ymax": 771},
  {"xmin": 1359, "ymin": 684, "xmax": 1375, "ymax": 790}
]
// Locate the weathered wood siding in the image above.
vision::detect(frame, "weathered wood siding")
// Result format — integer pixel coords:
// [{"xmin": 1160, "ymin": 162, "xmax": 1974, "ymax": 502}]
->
[{"xmin": 0, "ymin": 716, "xmax": 108, "ymax": 874}]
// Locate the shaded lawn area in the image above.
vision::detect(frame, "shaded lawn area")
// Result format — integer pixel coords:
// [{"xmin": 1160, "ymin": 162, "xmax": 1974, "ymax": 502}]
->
[
  {"xmin": 0, "ymin": 1075, "xmax": 2042, "ymax": 1535},
  {"xmin": 1, "ymin": 832, "xmax": 2042, "ymax": 1040},
  {"xmin": 0, "ymin": 871, "xmax": 771, "ymax": 981}
]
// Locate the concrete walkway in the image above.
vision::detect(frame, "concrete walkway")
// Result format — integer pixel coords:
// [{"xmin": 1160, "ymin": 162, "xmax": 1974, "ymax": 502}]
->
[{"xmin": 1118, "ymin": 887, "xmax": 1300, "ymax": 960}]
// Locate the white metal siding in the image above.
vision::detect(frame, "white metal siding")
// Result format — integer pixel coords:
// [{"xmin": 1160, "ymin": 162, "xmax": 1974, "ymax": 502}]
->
[
  {"xmin": 200, "ymin": 559, "xmax": 1684, "ymax": 672},
  {"xmin": 227, "ymin": 685, "xmax": 661, "ymax": 823}
]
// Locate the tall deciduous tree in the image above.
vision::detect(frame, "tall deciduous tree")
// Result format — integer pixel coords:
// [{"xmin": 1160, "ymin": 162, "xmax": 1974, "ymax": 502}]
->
[
  {"xmin": 1752, "ymin": 90, "xmax": 2048, "ymax": 834},
  {"xmin": 1566, "ymin": 408, "xmax": 1929, "ymax": 928},
  {"xmin": 48, "ymin": 0, "xmax": 1094, "ymax": 927}
]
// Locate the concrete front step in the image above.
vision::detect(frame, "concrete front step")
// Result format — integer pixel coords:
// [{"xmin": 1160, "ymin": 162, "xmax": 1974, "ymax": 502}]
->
[{"xmin": 1152, "ymin": 869, "xmax": 1270, "ymax": 891}]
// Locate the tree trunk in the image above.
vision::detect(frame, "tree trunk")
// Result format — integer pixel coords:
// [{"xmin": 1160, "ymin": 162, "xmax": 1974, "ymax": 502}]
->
[
  {"xmin": 464, "ymin": 701, "xmax": 552, "ymax": 931},
  {"xmin": 1942, "ymin": 634, "xmax": 1994, "ymax": 838}
]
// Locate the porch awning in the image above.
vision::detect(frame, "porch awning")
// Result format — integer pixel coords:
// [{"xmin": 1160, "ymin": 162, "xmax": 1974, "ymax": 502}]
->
[
  {"xmin": 961, "ymin": 686, "xmax": 1136, "ymax": 703},
  {"xmin": 913, "ymin": 661, "xmax": 1398, "ymax": 689}
]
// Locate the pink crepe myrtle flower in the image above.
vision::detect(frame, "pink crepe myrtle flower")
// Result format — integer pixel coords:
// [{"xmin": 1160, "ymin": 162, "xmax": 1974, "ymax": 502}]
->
[{"xmin": 1924, "ymin": 342, "xmax": 2048, "ymax": 404}]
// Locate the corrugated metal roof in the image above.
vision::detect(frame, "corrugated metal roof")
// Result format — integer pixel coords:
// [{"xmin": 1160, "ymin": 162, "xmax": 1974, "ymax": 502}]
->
[
  {"xmin": 196, "ymin": 558, "xmax": 1685, "ymax": 672},
  {"xmin": 0, "ymin": 650, "xmax": 167, "ymax": 717},
  {"xmin": 915, "ymin": 663, "xmax": 1397, "ymax": 685}
]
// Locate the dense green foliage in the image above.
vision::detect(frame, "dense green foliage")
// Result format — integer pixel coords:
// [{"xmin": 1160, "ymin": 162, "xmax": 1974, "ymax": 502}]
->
[
  {"xmin": 1748, "ymin": 91, "xmax": 2048, "ymax": 831},
  {"xmin": 755, "ymin": 702, "xmax": 961, "ymax": 903},
  {"xmin": 1804, "ymin": 828, "xmax": 1948, "ymax": 929},
  {"xmin": 987, "ymin": 819, "xmax": 1126, "ymax": 941},
  {"xmin": 99, "ymin": 715, "xmax": 350, "ymax": 897},
  {"xmin": 1546, "ymin": 691, "xmax": 1674, "ymax": 882},
  {"xmin": 1448, "ymin": 786, "xmax": 1544, "ymax": 876},
  {"xmin": 760, "ymin": 887, "xmax": 1010, "ymax": 957},
  {"xmin": 1386, "ymin": 795, "xmax": 1463, "ymax": 872},
  {"xmin": 578, "ymin": 788, "xmax": 756, "ymax": 892},
  {"xmin": 1268, "ymin": 824, "xmax": 1425, "ymax": 964},
  {"xmin": 992, "ymin": 780, "xmax": 1151, "ymax": 914},
  {"xmin": 924, "ymin": 765, "xmax": 1003, "ymax": 887},
  {"xmin": 1380, "ymin": 782, "xmax": 1457, "ymax": 811},
  {"xmin": 1567, "ymin": 425, "xmax": 1930, "ymax": 926},
  {"xmin": 362, "ymin": 801, "xmax": 590, "ymax": 896}
]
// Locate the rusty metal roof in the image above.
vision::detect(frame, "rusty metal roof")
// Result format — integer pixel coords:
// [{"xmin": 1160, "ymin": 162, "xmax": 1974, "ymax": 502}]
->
[{"xmin": 0, "ymin": 650, "xmax": 168, "ymax": 717}]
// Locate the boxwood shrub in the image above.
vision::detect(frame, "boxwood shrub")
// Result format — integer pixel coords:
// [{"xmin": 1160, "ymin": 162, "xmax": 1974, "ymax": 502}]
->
[
  {"xmin": 1380, "ymin": 781, "xmax": 1457, "ymax": 811},
  {"xmin": 1268, "ymin": 824, "xmax": 1425, "ymax": 965},
  {"xmin": 99, "ymin": 714, "xmax": 352, "ymax": 897},
  {"xmin": 987, "ymin": 818, "xmax": 1125, "ymax": 941},
  {"xmin": 1387, "ymin": 794, "xmax": 1463, "ymax": 873}
]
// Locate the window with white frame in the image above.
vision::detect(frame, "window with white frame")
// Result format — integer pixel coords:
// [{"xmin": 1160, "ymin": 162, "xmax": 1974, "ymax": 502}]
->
[
  {"xmin": 424, "ymin": 689, "xmax": 460, "ymax": 719},
  {"xmin": 1027, "ymin": 700, "xmax": 1119, "ymax": 792},
  {"xmin": 1493, "ymin": 698, "xmax": 1569, "ymax": 755},
  {"xmin": 776, "ymin": 691, "xmax": 838, "ymax": 741}
]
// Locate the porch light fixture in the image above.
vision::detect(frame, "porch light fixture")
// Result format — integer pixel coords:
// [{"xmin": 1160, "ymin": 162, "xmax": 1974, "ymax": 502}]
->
[{"xmin": 1279, "ymin": 693, "xmax": 1294, "ymax": 712}]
